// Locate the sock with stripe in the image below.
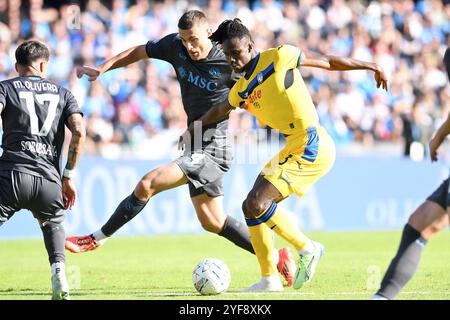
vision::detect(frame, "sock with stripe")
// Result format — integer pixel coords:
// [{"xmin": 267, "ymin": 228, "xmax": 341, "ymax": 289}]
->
[
  {"xmin": 263, "ymin": 202, "xmax": 313, "ymax": 253},
  {"xmin": 219, "ymin": 215, "xmax": 255, "ymax": 254},
  {"xmin": 376, "ymin": 224, "xmax": 427, "ymax": 300},
  {"xmin": 41, "ymin": 221, "xmax": 66, "ymax": 265},
  {"xmin": 246, "ymin": 206, "xmax": 278, "ymax": 276}
]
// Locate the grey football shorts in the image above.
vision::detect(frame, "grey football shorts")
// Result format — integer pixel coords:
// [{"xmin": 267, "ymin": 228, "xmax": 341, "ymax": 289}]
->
[
  {"xmin": 426, "ymin": 177, "xmax": 450, "ymax": 210},
  {"xmin": 0, "ymin": 170, "xmax": 65, "ymax": 226},
  {"xmin": 175, "ymin": 151, "xmax": 231, "ymax": 198}
]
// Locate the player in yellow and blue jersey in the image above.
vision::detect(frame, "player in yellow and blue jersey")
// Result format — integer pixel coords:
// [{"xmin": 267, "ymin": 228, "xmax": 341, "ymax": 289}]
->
[{"xmin": 188, "ymin": 18, "xmax": 388, "ymax": 292}]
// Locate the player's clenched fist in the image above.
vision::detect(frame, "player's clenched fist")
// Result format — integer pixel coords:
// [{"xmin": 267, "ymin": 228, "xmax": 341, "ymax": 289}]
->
[{"xmin": 76, "ymin": 65, "xmax": 101, "ymax": 81}]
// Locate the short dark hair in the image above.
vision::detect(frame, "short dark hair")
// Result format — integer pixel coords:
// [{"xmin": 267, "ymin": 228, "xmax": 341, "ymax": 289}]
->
[
  {"xmin": 210, "ymin": 18, "xmax": 253, "ymax": 44},
  {"xmin": 178, "ymin": 10, "xmax": 208, "ymax": 30},
  {"xmin": 15, "ymin": 40, "xmax": 50, "ymax": 66}
]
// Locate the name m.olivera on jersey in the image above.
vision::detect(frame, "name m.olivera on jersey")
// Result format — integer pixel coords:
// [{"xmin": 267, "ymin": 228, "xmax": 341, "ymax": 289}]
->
[{"xmin": 0, "ymin": 75, "xmax": 81, "ymax": 185}]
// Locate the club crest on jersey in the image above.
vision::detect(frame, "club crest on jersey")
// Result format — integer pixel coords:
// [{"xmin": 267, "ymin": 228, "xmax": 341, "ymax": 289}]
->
[
  {"xmin": 177, "ymin": 66, "xmax": 188, "ymax": 79},
  {"xmin": 209, "ymin": 67, "xmax": 221, "ymax": 78},
  {"xmin": 257, "ymin": 72, "xmax": 264, "ymax": 84}
]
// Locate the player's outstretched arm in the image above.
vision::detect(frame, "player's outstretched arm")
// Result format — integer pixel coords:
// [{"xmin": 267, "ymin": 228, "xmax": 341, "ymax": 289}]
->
[
  {"xmin": 62, "ymin": 113, "xmax": 86, "ymax": 209},
  {"xmin": 299, "ymin": 50, "xmax": 388, "ymax": 91},
  {"xmin": 76, "ymin": 45, "xmax": 148, "ymax": 81}
]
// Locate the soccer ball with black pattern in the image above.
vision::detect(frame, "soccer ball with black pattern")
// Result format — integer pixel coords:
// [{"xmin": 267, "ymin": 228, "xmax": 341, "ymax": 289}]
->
[{"xmin": 192, "ymin": 258, "xmax": 231, "ymax": 295}]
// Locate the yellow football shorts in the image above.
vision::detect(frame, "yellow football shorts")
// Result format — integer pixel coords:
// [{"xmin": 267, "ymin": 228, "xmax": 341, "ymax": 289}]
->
[{"xmin": 262, "ymin": 126, "xmax": 336, "ymax": 198}]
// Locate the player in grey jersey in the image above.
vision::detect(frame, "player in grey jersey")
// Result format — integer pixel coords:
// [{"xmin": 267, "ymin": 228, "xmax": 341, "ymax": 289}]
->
[
  {"xmin": 66, "ymin": 10, "xmax": 296, "ymax": 287},
  {"xmin": 373, "ymin": 48, "xmax": 450, "ymax": 300},
  {"xmin": 0, "ymin": 40, "xmax": 86, "ymax": 300}
]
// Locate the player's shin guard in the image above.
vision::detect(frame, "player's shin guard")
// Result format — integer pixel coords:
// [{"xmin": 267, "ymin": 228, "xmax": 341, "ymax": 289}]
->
[
  {"xmin": 264, "ymin": 202, "xmax": 312, "ymax": 252},
  {"xmin": 40, "ymin": 221, "xmax": 66, "ymax": 264},
  {"xmin": 101, "ymin": 192, "xmax": 147, "ymax": 236},
  {"xmin": 246, "ymin": 206, "xmax": 277, "ymax": 276},
  {"xmin": 219, "ymin": 215, "xmax": 255, "ymax": 254},
  {"xmin": 376, "ymin": 224, "xmax": 427, "ymax": 300}
]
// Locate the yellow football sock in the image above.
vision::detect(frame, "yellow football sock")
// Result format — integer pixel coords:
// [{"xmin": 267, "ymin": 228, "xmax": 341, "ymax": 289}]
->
[
  {"xmin": 246, "ymin": 203, "xmax": 281, "ymax": 277},
  {"xmin": 265, "ymin": 203, "xmax": 311, "ymax": 252},
  {"xmin": 247, "ymin": 223, "xmax": 276, "ymax": 276}
]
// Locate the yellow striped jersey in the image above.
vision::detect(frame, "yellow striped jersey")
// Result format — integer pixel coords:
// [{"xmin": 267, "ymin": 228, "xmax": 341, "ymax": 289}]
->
[{"xmin": 228, "ymin": 45, "xmax": 319, "ymax": 136}]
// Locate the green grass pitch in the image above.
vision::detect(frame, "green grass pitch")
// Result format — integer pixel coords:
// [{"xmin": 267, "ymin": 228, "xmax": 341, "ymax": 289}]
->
[{"xmin": 0, "ymin": 231, "xmax": 449, "ymax": 300}]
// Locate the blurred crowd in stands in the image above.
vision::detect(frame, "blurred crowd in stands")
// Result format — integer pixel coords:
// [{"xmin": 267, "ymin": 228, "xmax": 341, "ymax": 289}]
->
[{"xmin": 0, "ymin": 0, "xmax": 449, "ymax": 160}]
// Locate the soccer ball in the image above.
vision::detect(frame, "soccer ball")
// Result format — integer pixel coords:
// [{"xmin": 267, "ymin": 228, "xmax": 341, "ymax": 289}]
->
[{"xmin": 192, "ymin": 258, "xmax": 231, "ymax": 295}]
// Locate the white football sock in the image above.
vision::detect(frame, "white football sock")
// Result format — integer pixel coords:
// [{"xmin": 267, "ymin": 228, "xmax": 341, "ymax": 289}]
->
[
  {"xmin": 299, "ymin": 240, "xmax": 315, "ymax": 255},
  {"xmin": 92, "ymin": 229, "xmax": 109, "ymax": 244},
  {"xmin": 51, "ymin": 261, "xmax": 65, "ymax": 276},
  {"xmin": 262, "ymin": 275, "xmax": 281, "ymax": 285},
  {"xmin": 273, "ymin": 250, "xmax": 279, "ymax": 265},
  {"xmin": 371, "ymin": 294, "xmax": 388, "ymax": 300},
  {"xmin": 241, "ymin": 275, "xmax": 283, "ymax": 292}
]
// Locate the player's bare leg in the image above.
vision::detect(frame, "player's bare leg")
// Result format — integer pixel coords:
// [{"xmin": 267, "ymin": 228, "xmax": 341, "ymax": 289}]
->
[
  {"xmin": 65, "ymin": 162, "xmax": 188, "ymax": 253},
  {"xmin": 408, "ymin": 201, "xmax": 449, "ymax": 240},
  {"xmin": 241, "ymin": 176, "xmax": 321, "ymax": 292},
  {"xmin": 191, "ymin": 193, "xmax": 227, "ymax": 234},
  {"xmin": 374, "ymin": 201, "xmax": 449, "ymax": 300},
  {"xmin": 249, "ymin": 177, "xmax": 297, "ymax": 287},
  {"xmin": 191, "ymin": 193, "xmax": 296, "ymax": 286}
]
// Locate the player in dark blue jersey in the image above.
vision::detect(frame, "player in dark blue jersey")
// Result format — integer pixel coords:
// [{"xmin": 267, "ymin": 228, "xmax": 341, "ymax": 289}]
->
[
  {"xmin": 0, "ymin": 40, "xmax": 86, "ymax": 300},
  {"xmin": 373, "ymin": 48, "xmax": 450, "ymax": 300},
  {"xmin": 66, "ymin": 10, "xmax": 295, "ymax": 286}
]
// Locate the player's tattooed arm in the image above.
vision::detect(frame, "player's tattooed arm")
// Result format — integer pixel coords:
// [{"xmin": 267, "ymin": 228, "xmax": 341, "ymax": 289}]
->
[
  {"xmin": 299, "ymin": 50, "xmax": 388, "ymax": 91},
  {"xmin": 62, "ymin": 113, "xmax": 85, "ymax": 209},
  {"xmin": 65, "ymin": 113, "xmax": 86, "ymax": 170}
]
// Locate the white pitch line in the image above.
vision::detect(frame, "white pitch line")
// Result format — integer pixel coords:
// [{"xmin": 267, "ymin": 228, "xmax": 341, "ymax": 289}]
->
[
  {"xmin": 142, "ymin": 291, "xmax": 450, "ymax": 297},
  {"xmin": 8, "ymin": 290, "xmax": 449, "ymax": 298},
  {"xmin": 242, "ymin": 292, "xmax": 450, "ymax": 296},
  {"xmin": 224, "ymin": 291, "xmax": 450, "ymax": 296}
]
